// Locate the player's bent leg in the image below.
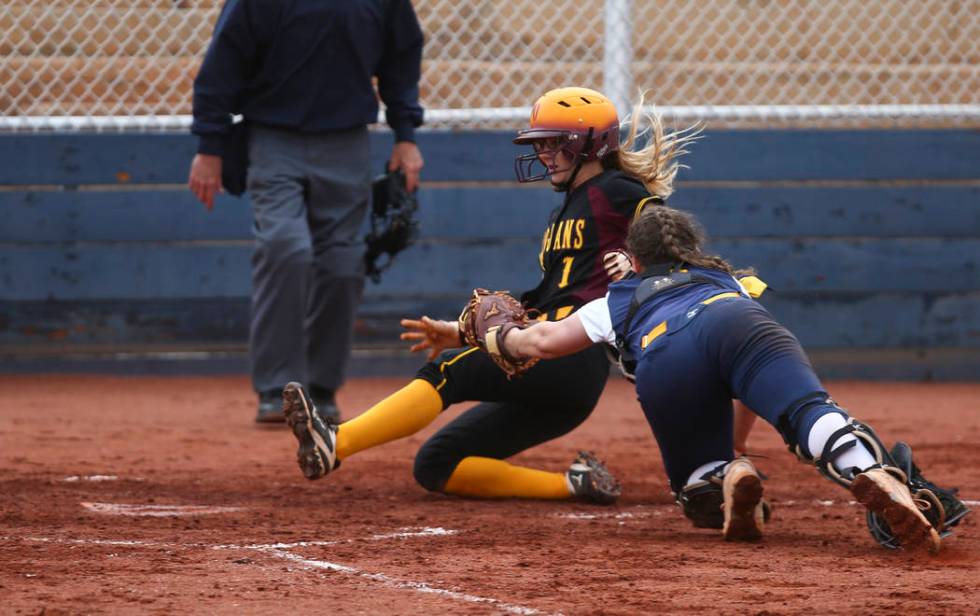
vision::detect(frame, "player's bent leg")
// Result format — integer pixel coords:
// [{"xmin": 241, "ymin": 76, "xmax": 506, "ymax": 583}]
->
[
  {"xmin": 282, "ymin": 382, "xmax": 339, "ymax": 480},
  {"xmin": 780, "ymin": 398, "xmax": 945, "ymax": 552},
  {"xmin": 439, "ymin": 457, "xmax": 571, "ymax": 500},
  {"xmin": 429, "ymin": 451, "xmax": 621, "ymax": 503},
  {"xmin": 412, "ymin": 394, "xmax": 599, "ymax": 501},
  {"xmin": 708, "ymin": 301, "xmax": 959, "ymax": 552},
  {"xmin": 334, "ymin": 379, "xmax": 442, "ymax": 460},
  {"xmin": 413, "ymin": 346, "xmax": 608, "ymax": 499}
]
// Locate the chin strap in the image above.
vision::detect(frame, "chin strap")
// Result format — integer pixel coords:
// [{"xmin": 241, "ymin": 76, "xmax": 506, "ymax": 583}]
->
[{"xmin": 553, "ymin": 158, "xmax": 584, "ymax": 193}]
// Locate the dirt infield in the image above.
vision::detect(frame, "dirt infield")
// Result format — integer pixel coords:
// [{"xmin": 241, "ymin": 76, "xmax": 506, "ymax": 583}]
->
[{"xmin": 1, "ymin": 375, "xmax": 978, "ymax": 615}]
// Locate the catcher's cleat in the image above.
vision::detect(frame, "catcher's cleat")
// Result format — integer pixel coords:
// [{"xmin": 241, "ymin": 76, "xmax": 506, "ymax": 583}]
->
[
  {"xmin": 722, "ymin": 457, "xmax": 765, "ymax": 541},
  {"xmin": 677, "ymin": 461, "xmax": 773, "ymax": 530},
  {"xmin": 851, "ymin": 467, "xmax": 941, "ymax": 554},
  {"xmin": 566, "ymin": 451, "xmax": 621, "ymax": 505},
  {"xmin": 865, "ymin": 442, "xmax": 970, "ymax": 550},
  {"xmin": 282, "ymin": 382, "xmax": 339, "ymax": 480}
]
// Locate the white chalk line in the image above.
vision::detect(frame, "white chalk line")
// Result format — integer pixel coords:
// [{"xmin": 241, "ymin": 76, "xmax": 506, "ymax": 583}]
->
[
  {"xmin": 226, "ymin": 526, "xmax": 458, "ymax": 550},
  {"xmin": 269, "ymin": 549, "xmax": 550, "ymax": 616},
  {"xmin": 64, "ymin": 475, "xmax": 121, "ymax": 482},
  {"xmin": 81, "ymin": 502, "xmax": 244, "ymax": 517},
  {"xmin": 0, "ymin": 528, "xmax": 554, "ymax": 615}
]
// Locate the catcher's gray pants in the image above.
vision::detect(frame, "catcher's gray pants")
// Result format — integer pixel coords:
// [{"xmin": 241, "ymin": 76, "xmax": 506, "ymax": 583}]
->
[{"xmin": 246, "ymin": 124, "xmax": 371, "ymax": 395}]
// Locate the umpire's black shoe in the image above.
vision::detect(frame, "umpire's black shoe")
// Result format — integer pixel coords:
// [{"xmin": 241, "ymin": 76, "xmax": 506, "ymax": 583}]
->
[
  {"xmin": 255, "ymin": 389, "xmax": 286, "ymax": 424},
  {"xmin": 283, "ymin": 382, "xmax": 339, "ymax": 480},
  {"xmin": 309, "ymin": 384, "xmax": 341, "ymax": 423}
]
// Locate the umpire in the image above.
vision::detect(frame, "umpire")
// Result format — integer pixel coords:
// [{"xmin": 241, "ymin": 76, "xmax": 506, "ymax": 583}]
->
[{"xmin": 187, "ymin": 0, "xmax": 425, "ymax": 423}]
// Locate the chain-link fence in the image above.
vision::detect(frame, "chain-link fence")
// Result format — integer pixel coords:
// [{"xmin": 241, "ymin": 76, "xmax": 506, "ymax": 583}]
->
[{"xmin": 1, "ymin": 0, "xmax": 978, "ymax": 131}]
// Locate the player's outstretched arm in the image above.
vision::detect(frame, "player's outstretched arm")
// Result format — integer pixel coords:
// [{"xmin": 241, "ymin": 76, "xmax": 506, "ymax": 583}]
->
[
  {"xmin": 400, "ymin": 316, "xmax": 461, "ymax": 360},
  {"xmin": 504, "ymin": 316, "xmax": 593, "ymax": 360}
]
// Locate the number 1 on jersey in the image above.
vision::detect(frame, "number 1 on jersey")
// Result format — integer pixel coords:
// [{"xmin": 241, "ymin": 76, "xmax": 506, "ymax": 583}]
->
[{"xmin": 557, "ymin": 256, "xmax": 574, "ymax": 288}]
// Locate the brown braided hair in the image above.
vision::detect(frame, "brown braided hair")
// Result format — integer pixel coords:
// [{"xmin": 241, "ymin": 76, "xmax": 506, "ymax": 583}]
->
[{"xmin": 626, "ymin": 205, "xmax": 754, "ymax": 276}]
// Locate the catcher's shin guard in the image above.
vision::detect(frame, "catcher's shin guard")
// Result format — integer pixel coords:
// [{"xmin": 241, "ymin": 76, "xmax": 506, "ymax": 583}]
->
[
  {"xmin": 676, "ymin": 460, "xmax": 771, "ymax": 531},
  {"xmin": 865, "ymin": 442, "xmax": 970, "ymax": 550},
  {"xmin": 789, "ymin": 411, "xmax": 964, "ymax": 551},
  {"xmin": 789, "ymin": 413, "xmax": 891, "ymax": 489}
]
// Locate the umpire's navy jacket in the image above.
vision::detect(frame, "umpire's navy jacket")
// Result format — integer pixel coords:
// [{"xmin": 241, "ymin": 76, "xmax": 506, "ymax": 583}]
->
[{"xmin": 192, "ymin": 0, "xmax": 425, "ymax": 156}]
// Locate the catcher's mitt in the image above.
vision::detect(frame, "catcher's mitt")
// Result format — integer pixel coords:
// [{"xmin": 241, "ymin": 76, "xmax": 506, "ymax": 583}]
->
[{"xmin": 457, "ymin": 289, "xmax": 539, "ymax": 377}]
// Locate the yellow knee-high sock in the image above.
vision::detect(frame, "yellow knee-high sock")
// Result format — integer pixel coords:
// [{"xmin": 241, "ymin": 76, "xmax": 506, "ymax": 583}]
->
[
  {"xmin": 443, "ymin": 456, "xmax": 571, "ymax": 500},
  {"xmin": 336, "ymin": 379, "xmax": 442, "ymax": 460}
]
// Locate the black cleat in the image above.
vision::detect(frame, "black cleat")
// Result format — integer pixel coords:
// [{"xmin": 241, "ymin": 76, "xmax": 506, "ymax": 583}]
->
[
  {"xmin": 566, "ymin": 451, "xmax": 621, "ymax": 505},
  {"xmin": 282, "ymin": 382, "xmax": 339, "ymax": 480}
]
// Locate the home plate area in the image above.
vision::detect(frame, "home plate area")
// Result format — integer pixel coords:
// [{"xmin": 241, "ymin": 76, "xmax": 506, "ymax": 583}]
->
[
  {"xmin": 3, "ymin": 519, "xmax": 553, "ymax": 615},
  {"xmin": 1, "ymin": 376, "xmax": 978, "ymax": 613}
]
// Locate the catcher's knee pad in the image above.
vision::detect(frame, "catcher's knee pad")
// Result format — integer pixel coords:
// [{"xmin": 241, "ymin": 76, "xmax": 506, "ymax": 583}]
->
[
  {"xmin": 866, "ymin": 441, "xmax": 971, "ymax": 549},
  {"xmin": 775, "ymin": 393, "xmax": 842, "ymax": 453},
  {"xmin": 675, "ymin": 461, "xmax": 772, "ymax": 529},
  {"xmin": 676, "ymin": 469, "xmax": 725, "ymax": 529}
]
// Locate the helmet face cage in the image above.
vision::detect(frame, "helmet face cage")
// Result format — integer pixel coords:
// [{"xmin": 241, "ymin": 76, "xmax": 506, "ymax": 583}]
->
[{"xmin": 514, "ymin": 131, "xmax": 585, "ymax": 183}]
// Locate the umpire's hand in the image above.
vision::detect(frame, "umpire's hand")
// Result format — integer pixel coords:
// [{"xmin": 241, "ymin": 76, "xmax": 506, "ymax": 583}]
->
[
  {"xmin": 188, "ymin": 153, "xmax": 223, "ymax": 210},
  {"xmin": 389, "ymin": 141, "xmax": 424, "ymax": 192}
]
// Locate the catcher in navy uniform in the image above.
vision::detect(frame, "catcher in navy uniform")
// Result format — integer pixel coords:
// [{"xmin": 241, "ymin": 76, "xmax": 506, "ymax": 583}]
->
[{"xmin": 468, "ymin": 204, "xmax": 969, "ymax": 551}]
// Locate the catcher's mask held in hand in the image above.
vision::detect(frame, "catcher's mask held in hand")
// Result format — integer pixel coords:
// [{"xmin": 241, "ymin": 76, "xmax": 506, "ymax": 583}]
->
[
  {"xmin": 364, "ymin": 167, "xmax": 419, "ymax": 283},
  {"xmin": 513, "ymin": 86, "xmax": 620, "ymax": 184}
]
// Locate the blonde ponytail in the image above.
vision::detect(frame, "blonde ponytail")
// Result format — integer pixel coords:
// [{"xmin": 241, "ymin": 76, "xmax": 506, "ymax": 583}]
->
[{"xmin": 612, "ymin": 94, "xmax": 702, "ymax": 199}]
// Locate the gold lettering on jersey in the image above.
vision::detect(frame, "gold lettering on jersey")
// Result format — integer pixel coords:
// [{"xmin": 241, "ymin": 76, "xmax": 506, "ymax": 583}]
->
[
  {"xmin": 543, "ymin": 218, "xmax": 588, "ymax": 255},
  {"xmin": 551, "ymin": 220, "xmax": 564, "ymax": 250},
  {"xmin": 561, "ymin": 220, "xmax": 573, "ymax": 250}
]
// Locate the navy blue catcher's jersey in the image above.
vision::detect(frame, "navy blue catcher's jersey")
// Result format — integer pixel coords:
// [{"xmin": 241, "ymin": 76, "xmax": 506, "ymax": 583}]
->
[
  {"xmin": 520, "ymin": 170, "xmax": 654, "ymax": 320},
  {"xmin": 608, "ymin": 266, "xmax": 749, "ymax": 356}
]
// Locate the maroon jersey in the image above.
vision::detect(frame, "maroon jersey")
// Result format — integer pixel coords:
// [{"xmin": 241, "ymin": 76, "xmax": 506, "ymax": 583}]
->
[{"xmin": 521, "ymin": 170, "xmax": 656, "ymax": 319}]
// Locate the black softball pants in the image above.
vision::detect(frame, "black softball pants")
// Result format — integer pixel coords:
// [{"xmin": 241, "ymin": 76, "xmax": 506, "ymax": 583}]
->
[{"xmin": 412, "ymin": 344, "xmax": 610, "ymax": 491}]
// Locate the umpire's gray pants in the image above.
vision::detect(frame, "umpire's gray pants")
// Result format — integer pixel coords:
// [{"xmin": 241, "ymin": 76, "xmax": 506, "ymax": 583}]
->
[{"xmin": 247, "ymin": 124, "xmax": 371, "ymax": 394}]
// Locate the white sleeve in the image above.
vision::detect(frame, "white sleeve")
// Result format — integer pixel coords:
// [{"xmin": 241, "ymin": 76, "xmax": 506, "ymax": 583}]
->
[{"xmin": 576, "ymin": 296, "xmax": 616, "ymax": 344}]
